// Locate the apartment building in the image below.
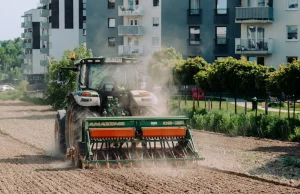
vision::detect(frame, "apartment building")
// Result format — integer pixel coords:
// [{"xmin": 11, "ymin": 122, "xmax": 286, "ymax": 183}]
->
[
  {"xmin": 21, "ymin": 8, "xmax": 47, "ymax": 83},
  {"xmin": 21, "ymin": 0, "xmax": 86, "ymax": 83},
  {"xmin": 86, "ymin": 0, "xmax": 241, "ymax": 71},
  {"xmin": 39, "ymin": 0, "xmax": 86, "ymax": 60},
  {"xmin": 235, "ymin": 0, "xmax": 300, "ymax": 66}
]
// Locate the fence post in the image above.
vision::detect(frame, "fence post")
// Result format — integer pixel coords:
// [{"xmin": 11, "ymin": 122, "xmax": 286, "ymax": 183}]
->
[
  {"xmin": 208, "ymin": 99, "xmax": 211, "ymax": 111},
  {"xmin": 245, "ymin": 99, "xmax": 247, "ymax": 115},
  {"xmin": 205, "ymin": 97, "xmax": 207, "ymax": 109},
  {"xmin": 226, "ymin": 98, "xmax": 228, "ymax": 111},
  {"xmin": 293, "ymin": 94, "xmax": 296, "ymax": 119},
  {"xmin": 265, "ymin": 99, "xmax": 268, "ymax": 115},
  {"xmin": 178, "ymin": 95, "xmax": 181, "ymax": 111}
]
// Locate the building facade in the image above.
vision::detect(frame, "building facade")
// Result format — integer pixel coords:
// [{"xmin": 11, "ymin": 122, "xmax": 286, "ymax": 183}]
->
[
  {"xmin": 86, "ymin": 0, "xmax": 241, "ymax": 70},
  {"xmin": 236, "ymin": 0, "xmax": 300, "ymax": 66},
  {"xmin": 40, "ymin": 0, "xmax": 86, "ymax": 60},
  {"xmin": 21, "ymin": 0, "xmax": 86, "ymax": 83},
  {"xmin": 21, "ymin": 8, "xmax": 47, "ymax": 83}
]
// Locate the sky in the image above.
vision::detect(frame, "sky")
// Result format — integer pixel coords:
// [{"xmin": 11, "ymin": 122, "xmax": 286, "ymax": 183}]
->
[{"xmin": 0, "ymin": 0, "xmax": 38, "ymax": 41}]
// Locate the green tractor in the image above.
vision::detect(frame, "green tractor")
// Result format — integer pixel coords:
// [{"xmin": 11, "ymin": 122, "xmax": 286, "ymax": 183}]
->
[{"xmin": 54, "ymin": 57, "xmax": 202, "ymax": 168}]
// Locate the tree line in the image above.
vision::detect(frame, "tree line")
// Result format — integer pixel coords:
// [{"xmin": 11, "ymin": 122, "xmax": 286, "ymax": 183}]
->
[
  {"xmin": 147, "ymin": 48, "xmax": 300, "ymax": 115},
  {"xmin": 0, "ymin": 38, "xmax": 24, "ymax": 83}
]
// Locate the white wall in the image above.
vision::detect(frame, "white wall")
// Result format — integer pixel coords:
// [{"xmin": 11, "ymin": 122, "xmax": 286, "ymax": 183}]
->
[
  {"xmin": 49, "ymin": 0, "xmax": 81, "ymax": 60},
  {"xmin": 32, "ymin": 50, "xmax": 46, "ymax": 74},
  {"xmin": 241, "ymin": 0, "xmax": 300, "ymax": 66}
]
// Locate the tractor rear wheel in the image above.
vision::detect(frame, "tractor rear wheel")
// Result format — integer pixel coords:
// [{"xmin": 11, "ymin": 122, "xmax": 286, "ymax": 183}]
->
[
  {"xmin": 54, "ymin": 112, "xmax": 66, "ymax": 156},
  {"xmin": 65, "ymin": 100, "xmax": 99, "ymax": 168}
]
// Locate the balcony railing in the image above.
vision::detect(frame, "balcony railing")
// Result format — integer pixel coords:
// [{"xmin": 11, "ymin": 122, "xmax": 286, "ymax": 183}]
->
[
  {"xmin": 41, "ymin": 22, "xmax": 49, "ymax": 29},
  {"xmin": 40, "ymin": 9, "xmax": 50, "ymax": 17},
  {"xmin": 118, "ymin": 45, "xmax": 143, "ymax": 55},
  {"xmin": 22, "ymin": 43, "xmax": 32, "ymax": 49},
  {"xmin": 187, "ymin": 9, "xmax": 202, "ymax": 24},
  {"xmin": 118, "ymin": 6, "xmax": 144, "ymax": 16},
  {"xmin": 41, "ymin": 35, "xmax": 49, "ymax": 41},
  {"xmin": 21, "ymin": 32, "xmax": 32, "ymax": 39},
  {"xmin": 118, "ymin": 25, "xmax": 144, "ymax": 36},
  {"xmin": 235, "ymin": 38, "xmax": 273, "ymax": 55},
  {"xmin": 235, "ymin": 7, "xmax": 273, "ymax": 23},
  {"xmin": 21, "ymin": 21, "xmax": 32, "ymax": 28},
  {"xmin": 40, "ymin": 48, "xmax": 49, "ymax": 54},
  {"xmin": 40, "ymin": 60, "xmax": 48, "ymax": 66},
  {"xmin": 40, "ymin": 0, "xmax": 50, "ymax": 4}
]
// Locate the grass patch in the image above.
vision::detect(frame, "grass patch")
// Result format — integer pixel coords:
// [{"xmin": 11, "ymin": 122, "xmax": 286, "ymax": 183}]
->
[{"xmin": 281, "ymin": 156, "xmax": 300, "ymax": 168}]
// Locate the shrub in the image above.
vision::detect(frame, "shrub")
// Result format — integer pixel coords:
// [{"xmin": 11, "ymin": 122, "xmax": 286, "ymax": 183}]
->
[{"xmin": 191, "ymin": 110, "xmax": 300, "ymax": 141}]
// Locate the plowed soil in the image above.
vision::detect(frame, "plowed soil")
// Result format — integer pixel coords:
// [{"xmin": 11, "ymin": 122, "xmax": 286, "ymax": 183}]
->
[{"xmin": 0, "ymin": 101, "xmax": 299, "ymax": 194}]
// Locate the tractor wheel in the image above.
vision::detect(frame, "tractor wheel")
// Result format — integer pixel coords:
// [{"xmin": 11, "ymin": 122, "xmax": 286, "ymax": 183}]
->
[
  {"xmin": 65, "ymin": 100, "xmax": 99, "ymax": 168},
  {"xmin": 54, "ymin": 111, "xmax": 66, "ymax": 156}
]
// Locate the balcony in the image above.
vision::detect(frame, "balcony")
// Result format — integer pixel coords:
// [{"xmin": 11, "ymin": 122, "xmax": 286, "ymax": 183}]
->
[
  {"xmin": 21, "ymin": 32, "xmax": 32, "ymax": 39},
  {"xmin": 235, "ymin": 38, "xmax": 273, "ymax": 55},
  {"xmin": 40, "ymin": 60, "xmax": 48, "ymax": 66},
  {"xmin": 187, "ymin": 9, "xmax": 202, "ymax": 24},
  {"xmin": 22, "ymin": 43, "xmax": 32, "ymax": 49},
  {"xmin": 41, "ymin": 22, "xmax": 49, "ymax": 29},
  {"xmin": 41, "ymin": 35, "xmax": 49, "ymax": 41},
  {"xmin": 40, "ymin": 9, "xmax": 50, "ymax": 17},
  {"xmin": 22, "ymin": 54, "xmax": 32, "ymax": 59},
  {"xmin": 118, "ymin": 45, "xmax": 143, "ymax": 55},
  {"xmin": 40, "ymin": 0, "xmax": 50, "ymax": 4},
  {"xmin": 118, "ymin": 26, "xmax": 144, "ymax": 36},
  {"xmin": 21, "ymin": 21, "xmax": 32, "ymax": 28},
  {"xmin": 40, "ymin": 48, "xmax": 49, "ymax": 54},
  {"xmin": 118, "ymin": 6, "xmax": 144, "ymax": 16},
  {"xmin": 235, "ymin": 7, "xmax": 273, "ymax": 23}
]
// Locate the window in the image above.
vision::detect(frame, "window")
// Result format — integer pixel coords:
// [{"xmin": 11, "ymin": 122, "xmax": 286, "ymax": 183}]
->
[
  {"xmin": 216, "ymin": 0, "xmax": 227, "ymax": 14},
  {"xmin": 189, "ymin": 0, "xmax": 200, "ymax": 15},
  {"xmin": 287, "ymin": 56, "xmax": 298, "ymax": 63},
  {"xmin": 189, "ymin": 26, "xmax": 200, "ymax": 45},
  {"xmin": 247, "ymin": 56, "xmax": 265, "ymax": 65},
  {"xmin": 153, "ymin": 0, "xmax": 159, "ymax": 7},
  {"xmin": 287, "ymin": 0, "xmax": 298, "ymax": 10},
  {"xmin": 108, "ymin": 0, "xmax": 115, "ymax": 9},
  {"xmin": 216, "ymin": 27, "xmax": 227, "ymax": 44},
  {"xmin": 83, "ymin": 29, "xmax": 86, "ymax": 36},
  {"xmin": 108, "ymin": 18, "xmax": 115, "ymax": 28},
  {"xmin": 108, "ymin": 37, "xmax": 116, "ymax": 47},
  {"xmin": 215, "ymin": 56, "xmax": 226, "ymax": 60},
  {"xmin": 152, "ymin": 37, "xmax": 159, "ymax": 47},
  {"xmin": 153, "ymin": 17, "xmax": 159, "ymax": 27},
  {"xmin": 287, "ymin": 25, "xmax": 298, "ymax": 40}
]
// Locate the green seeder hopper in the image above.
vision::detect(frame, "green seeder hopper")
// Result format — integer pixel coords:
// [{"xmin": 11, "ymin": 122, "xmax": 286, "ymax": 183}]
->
[{"xmin": 76, "ymin": 116, "xmax": 202, "ymax": 168}]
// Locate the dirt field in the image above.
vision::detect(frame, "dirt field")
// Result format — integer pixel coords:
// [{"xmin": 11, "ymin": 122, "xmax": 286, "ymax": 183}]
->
[{"xmin": 0, "ymin": 101, "xmax": 299, "ymax": 193}]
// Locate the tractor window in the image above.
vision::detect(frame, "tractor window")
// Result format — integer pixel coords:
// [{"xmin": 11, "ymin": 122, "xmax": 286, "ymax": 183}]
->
[
  {"xmin": 88, "ymin": 64, "xmax": 137, "ymax": 91},
  {"xmin": 80, "ymin": 64, "xmax": 87, "ymax": 85}
]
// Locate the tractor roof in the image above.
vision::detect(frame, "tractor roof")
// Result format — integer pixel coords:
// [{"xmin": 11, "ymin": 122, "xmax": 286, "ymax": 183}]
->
[{"xmin": 74, "ymin": 57, "xmax": 139, "ymax": 66}]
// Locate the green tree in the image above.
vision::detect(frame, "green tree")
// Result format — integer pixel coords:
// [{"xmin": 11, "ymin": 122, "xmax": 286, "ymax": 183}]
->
[
  {"xmin": 46, "ymin": 44, "xmax": 93, "ymax": 110},
  {"xmin": 268, "ymin": 60, "xmax": 300, "ymax": 118},
  {"xmin": 174, "ymin": 57, "xmax": 208, "ymax": 86},
  {"xmin": 148, "ymin": 47, "xmax": 183, "ymax": 87},
  {"xmin": 0, "ymin": 38, "xmax": 23, "ymax": 71}
]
